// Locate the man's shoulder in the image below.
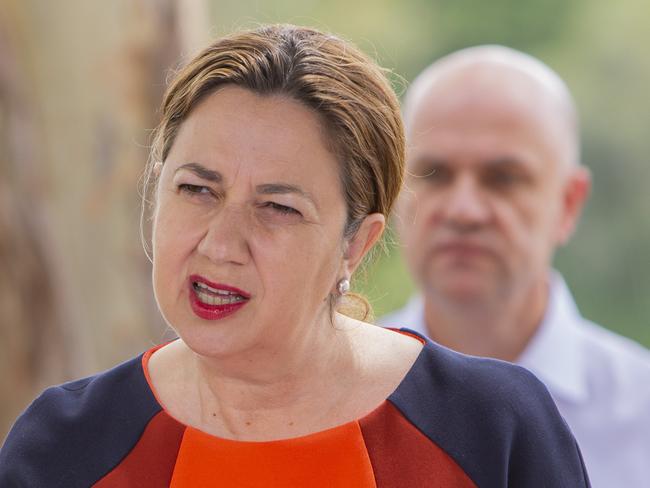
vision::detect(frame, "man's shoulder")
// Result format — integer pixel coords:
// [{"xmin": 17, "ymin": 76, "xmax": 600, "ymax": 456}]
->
[
  {"xmin": 575, "ymin": 319, "xmax": 650, "ymax": 401},
  {"xmin": 550, "ymin": 273, "xmax": 650, "ymax": 375},
  {"xmin": 0, "ymin": 353, "xmax": 161, "ymax": 487},
  {"xmin": 578, "ymin": 318, "xmax": 650, "ymax": 368}
]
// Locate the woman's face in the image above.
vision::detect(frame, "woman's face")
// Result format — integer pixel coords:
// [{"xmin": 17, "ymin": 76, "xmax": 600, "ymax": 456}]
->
[{"xmin": 152, "ymin": 86, "xmax": 353, "ymax": 357}]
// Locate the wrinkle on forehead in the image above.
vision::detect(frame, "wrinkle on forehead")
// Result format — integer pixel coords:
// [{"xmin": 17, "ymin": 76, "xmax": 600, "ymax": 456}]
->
[{"xmin": 404, "ymin": 45, "xmax": 579, "ymax": 169}]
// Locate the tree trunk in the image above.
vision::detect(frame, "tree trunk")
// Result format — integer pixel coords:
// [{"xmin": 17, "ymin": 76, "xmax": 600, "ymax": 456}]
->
[{"xmin": 0, "ymin": 0, "xmax": 209, "ymax": 439}]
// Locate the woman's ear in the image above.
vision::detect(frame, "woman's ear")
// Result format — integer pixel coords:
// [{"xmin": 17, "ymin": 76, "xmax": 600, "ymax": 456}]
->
[{"xmin": 342, "ymin": 213, "xmax": 386, "ymax": 276}]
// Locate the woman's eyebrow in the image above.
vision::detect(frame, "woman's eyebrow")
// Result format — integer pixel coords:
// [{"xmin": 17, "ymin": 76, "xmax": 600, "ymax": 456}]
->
[{"xmin": 174, "ymin": 162, "xmax": 222, "ymax": 182}]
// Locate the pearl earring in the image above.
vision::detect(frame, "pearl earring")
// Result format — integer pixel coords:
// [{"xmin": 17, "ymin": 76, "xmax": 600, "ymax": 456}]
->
[{"xmin": 337, "ymin": 278, "xmax": 350, "ymax": 295}]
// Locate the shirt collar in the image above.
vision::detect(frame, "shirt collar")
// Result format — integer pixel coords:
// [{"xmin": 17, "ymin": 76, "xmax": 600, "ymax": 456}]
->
[{"xmin": 516, "ymin": 272, "xmax": 589, "ymax": 404}]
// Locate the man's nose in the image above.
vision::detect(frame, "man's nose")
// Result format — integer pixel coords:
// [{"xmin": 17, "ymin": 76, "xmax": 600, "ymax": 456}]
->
[
  {"xmin": 196, "ymin": 205, "xmax": 251, "ymax": 266},
  {"xmin": 441, "ymin": 175, "xmax": 491, "ymax": 230}
]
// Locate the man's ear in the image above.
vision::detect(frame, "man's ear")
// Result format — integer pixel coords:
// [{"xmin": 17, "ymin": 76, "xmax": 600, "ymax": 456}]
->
[
  {"xmin": 342, "ymin": 213, "xmax": 386, "ymax": 276},
  {"xmin": 557, "ymin": 166, "xmax": 591, "ymax": 245}
]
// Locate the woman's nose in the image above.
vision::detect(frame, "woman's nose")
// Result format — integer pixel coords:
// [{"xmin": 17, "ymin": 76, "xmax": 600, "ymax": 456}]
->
[{"xmin": 196, "ymin": 205, "xmax": 251, "ymax": 266}]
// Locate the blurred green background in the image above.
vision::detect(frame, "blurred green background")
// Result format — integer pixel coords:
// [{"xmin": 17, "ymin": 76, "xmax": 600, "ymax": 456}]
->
[{"xmin": 208, "ymin": 0, "xmax": 650, "ymax": 346}]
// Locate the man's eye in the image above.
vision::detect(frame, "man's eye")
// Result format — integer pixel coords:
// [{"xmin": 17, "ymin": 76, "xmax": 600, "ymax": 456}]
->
[
  {"xmin": 265, "ymin": 202, "xmax": 301, "ymax": 216},
  {"xmin": 486, "ymin": 171, "xmax": 525, "ymax": 187},
  {"xmin": 178, "ymin": 183, "xmax": 212, "ymax": 195}
]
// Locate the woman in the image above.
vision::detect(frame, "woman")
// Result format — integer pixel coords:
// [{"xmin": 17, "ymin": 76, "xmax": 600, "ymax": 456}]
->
[{"xmin": 0, "ymin": 25, "xmax": 589, "ymax": 487}]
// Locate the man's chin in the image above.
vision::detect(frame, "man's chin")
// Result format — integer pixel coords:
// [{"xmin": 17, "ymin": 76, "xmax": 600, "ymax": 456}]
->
[
  {"xmin": 423, "ymin": 271, "xmax": 500, "ymax": 304},
  {"xmin": 443, "ymin": 283, "xmax": 491, "ymax": 302}
]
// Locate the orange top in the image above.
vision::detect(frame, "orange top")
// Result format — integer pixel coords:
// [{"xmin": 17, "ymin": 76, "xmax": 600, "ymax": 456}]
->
[{"xmin": 170, "ymin": 420, "xmax": 376, "ymax": 487}]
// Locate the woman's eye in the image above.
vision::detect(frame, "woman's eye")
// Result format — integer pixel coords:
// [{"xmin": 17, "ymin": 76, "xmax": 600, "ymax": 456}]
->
[
  {"xmin": 265, "ymin": 202, "xmax": 301, "ymax": 216},
  {"xmin": 178, "ymin": 183, "xmax": 212, "ymax": 196}
]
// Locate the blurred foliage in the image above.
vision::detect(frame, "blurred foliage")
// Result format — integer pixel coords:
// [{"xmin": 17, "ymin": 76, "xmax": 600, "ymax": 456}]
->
[{"xmin": 209, "ymin": 0, "xmax": 650, "ymax": 347}]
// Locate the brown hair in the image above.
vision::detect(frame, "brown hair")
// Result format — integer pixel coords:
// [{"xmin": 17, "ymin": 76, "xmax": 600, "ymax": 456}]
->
[{"xmin": 144, "ymin": 24, "xmax": 405, "ymax": 318}]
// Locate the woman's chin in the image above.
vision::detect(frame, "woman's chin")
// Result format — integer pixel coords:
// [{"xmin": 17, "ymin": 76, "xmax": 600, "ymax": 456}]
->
[
  {"xmin": 177, "ymin": 331, "xmax": 248, "ymax": 360},
  {"xmin": 167, "ymin": 315, "xmax": 252, "ymax": 359}
]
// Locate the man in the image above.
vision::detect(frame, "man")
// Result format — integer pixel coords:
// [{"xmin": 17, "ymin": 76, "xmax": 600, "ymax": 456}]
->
[{"xmin": 380, "ymin": 46, "xmax": 650, "ymax": 486}]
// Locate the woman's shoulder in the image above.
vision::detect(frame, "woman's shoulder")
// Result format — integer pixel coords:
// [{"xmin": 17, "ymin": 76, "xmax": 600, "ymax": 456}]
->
[
  {"xmin": 0, "ymin": 352, "xmax": 162, "ymax": 487},
  {"xmin": 392, "ymin": 332, "xmax": 562, "ymax": 429},
  {"xmin": 406, "ymin": 331, "xmax": 551, "ymax": 400},
  {"xmin": 12, "ymin": 353, "xmax": 155, "ymax": 432},
  {"xmin": 388, "ymin": 331, "xmax": 590, "ymax": 487}
]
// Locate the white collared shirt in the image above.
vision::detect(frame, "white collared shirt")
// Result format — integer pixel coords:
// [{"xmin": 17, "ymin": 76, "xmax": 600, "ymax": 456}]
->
[{"xmin": 379, "ymin": 273, "xmax": 650, "ymax": 487}]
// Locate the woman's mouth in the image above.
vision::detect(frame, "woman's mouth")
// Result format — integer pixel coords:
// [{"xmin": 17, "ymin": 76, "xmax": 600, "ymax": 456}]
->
[
  {"xmin": 189, "ymin": 275, "xmax": 250, "ymax": 320},
  {"xmin": 193, "ymin": 281, "xmax": 247, "ymax": 305}
]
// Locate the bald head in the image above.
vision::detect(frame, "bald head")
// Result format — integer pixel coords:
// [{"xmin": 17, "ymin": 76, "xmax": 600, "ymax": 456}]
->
[{"xmin": 404, "ymin": 45, "xmax": 580, "ymax": 167}]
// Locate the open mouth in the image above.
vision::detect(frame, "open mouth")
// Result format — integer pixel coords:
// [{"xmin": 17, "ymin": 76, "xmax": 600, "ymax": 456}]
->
[
  {"xmin": 188, "ymin": 274, "xmax": 250, "ymax": 321},
  {"xmin": 192, "ymin": 281, "xmax": 248, "ymax": 306}
]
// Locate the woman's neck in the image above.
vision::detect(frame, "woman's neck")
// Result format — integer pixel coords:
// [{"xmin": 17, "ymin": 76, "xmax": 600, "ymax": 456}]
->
[
  {"xmin": 194, "ymin": 317, "xmax": 354, "ymax": 409},
  {"xmin": 148, "ymin": 314, "xmax": 423, "ymax": 441},
  {"xmin": 153, "ymin": 313, "xmax": 359, "ymax": 439}
]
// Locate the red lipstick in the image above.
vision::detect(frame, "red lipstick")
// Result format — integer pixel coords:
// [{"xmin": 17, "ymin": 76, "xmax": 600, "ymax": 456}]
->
[{"xmin": 188, "ymin": 274, "xmax": 250, "ymax": 321}]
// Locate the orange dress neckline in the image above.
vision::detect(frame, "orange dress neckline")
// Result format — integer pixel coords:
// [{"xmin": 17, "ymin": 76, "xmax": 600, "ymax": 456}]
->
[{"xmin": 139, "ymin": 331, "xmax": 426, "ymax": 487}]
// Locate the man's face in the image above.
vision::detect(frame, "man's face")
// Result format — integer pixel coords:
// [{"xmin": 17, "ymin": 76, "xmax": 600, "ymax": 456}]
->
[{"xmin": 400, "ymin": 79, "xmax": 577, "ymax": 307}]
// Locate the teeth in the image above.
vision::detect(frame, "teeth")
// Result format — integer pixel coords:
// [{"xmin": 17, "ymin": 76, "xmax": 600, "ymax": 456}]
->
[
  {"xmin": 195, "ymin": 289, "xmax": 246, "ymax": 306},
  {"xmin": 194, "ymin": 281, "xmax": 239, "ymax": 296},
  {"xmin": 193, "ymin": 281, "xmax": 247, "ymax": 306}
]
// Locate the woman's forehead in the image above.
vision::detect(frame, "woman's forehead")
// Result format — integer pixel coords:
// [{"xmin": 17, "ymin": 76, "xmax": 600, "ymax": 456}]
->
[{"xmin": 169, "ymin": 88, "xmax": 334, "ymax": 167}]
